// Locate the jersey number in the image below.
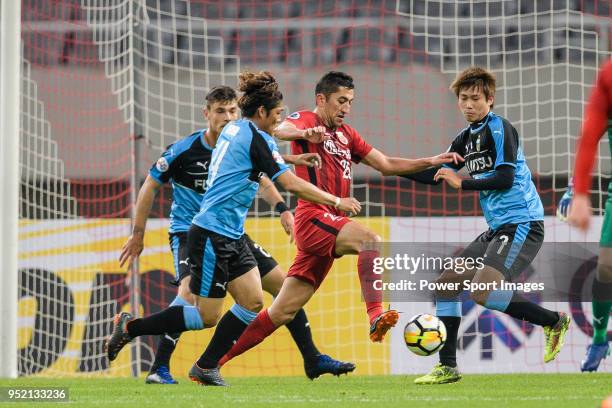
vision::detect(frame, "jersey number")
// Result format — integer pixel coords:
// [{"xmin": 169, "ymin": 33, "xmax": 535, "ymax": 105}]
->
[
  {"xmin": 253, "ymin": 243, "xmax": 272, "ymax": 258},
  {"xmin": 340, "ymin": 159, "xmax": 351, "ymax": 180},
  {"xmin": 496, "ymin": 234, "xmax": 509, "ymax": 255},
  {"xmin": 207, "ymin": 140, "xmax": 230, "ymax": 187}
]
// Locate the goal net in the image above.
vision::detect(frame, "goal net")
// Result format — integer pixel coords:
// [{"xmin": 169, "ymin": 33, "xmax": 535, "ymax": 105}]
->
[{"xmin": 15, "ymin": 0, "xmax": 611, "ymax": 377}]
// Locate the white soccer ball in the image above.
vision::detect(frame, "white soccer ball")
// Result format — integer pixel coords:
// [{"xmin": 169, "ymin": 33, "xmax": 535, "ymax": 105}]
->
[{"xmin": 404, "ymin": 313, "xmax": 447, "ymax": 356}]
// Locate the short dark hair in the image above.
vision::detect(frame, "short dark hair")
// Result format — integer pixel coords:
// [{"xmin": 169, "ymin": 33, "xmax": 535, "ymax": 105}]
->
[
  {"xmin": 205, "ymin": 86, "xmax": 237, "ymax": 108},
  {"xmin": 315, "ymin": 71, "xmax": 354, "ymax": 98},
  {"xmin": 237, "ymin": 71, "xmax": 283, "ymax": 117},
  {"xmin": 450, "ymin": 66, "xmax": 496, "ymax": 106}
]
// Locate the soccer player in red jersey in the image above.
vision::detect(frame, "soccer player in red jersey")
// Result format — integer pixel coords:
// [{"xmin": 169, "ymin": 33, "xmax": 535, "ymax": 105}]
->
[
  {"xmin": 216, "ymin": 71, "xmax": 462, "ymax": 367},
  {"xmin": 558, "ymin": 59, "xmax": 612, "ymax": 371}
]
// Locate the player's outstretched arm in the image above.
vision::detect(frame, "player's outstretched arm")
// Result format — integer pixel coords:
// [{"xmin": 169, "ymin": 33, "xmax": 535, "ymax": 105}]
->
[
  {"xmin": 434, "ymin": 165, "xmax": 515, "ymax": 190},
  {"xmin": 258, "ymin": 175, "xmax": 294, "ymax": 242},
  {"xmin": 282, "ymin": 152, "xmax": 322, "ymax": 169},
  {"xmin": 275, "ymin": 171, "xmax": 361, "ymax": 215},
  {"xmin": 361, "ymin": 148, "xmax": 463, "ymax": 176},
  {"xmin": 275, "ymin": 121, "xmax": 328, "ymax": 143},
  {"xmin": 119, "ymin": 175, "xmax": 161, "ymax": 268}
]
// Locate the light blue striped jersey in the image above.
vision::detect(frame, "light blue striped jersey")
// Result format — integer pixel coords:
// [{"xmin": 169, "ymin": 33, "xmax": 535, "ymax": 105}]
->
[
  {"xmin": 149, "ymin": 129, "xmax": 213, "ymax": 233},
  {"xmin": 192, "ymin": 119, "xmax": 289, "ymax": 239},
  {"xmin": 444, "ymin": 112, "xmax": 544, "ymax": 230}
]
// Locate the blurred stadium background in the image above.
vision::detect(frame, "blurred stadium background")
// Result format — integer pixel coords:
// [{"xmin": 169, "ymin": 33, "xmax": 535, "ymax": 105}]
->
[{"xmin": 3, "ymin": 0, "xmax": 611, "ymax": 378}]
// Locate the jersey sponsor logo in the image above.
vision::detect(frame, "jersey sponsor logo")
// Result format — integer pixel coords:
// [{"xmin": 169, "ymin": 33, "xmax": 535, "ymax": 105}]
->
[
  {"xmin": 225, "ymin": 124, "xmax": 240, "ymax": 137},
  {"xmin": 272, "ymin": 150, "xmax": 285, "ymax": 165},
  {"xmin": 287, "ymin": 112, "xmax": 300, "ymax": 120},
  {"xmin": 465, "ymin": 156, "xmax": 494, "ymax": 173},
  {"xmin": 323, "ymin": 212, "xmax": 344, "ymax": 222},
  {"xmin": 323, "ymin": 139, "xmax": 351, "ymax": 160},
  {"xmin": 186, "ymin": 161, "xmax": 209, "ymax": 176},
  {"xmin": 336, "ymin": 131, "xmax": 348, "ymax": 145},
  {"xmin": 156, "ymin": 157, "xmax": 169, "ymax": 172}
]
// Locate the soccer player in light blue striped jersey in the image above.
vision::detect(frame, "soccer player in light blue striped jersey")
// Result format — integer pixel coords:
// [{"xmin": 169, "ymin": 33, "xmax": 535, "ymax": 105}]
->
[{"xmin": 404, "ymin": 66, "xmax": 570, "ymax": 384}]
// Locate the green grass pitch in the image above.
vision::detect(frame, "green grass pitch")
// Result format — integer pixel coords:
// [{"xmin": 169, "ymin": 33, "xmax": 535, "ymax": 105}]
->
[{"xmin": 1, "ymin": 374, "xmax": 611, "ymax": 407}]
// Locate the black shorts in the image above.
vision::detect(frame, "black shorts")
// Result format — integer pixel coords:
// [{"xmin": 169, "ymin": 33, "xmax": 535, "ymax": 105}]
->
[
  {"xmin": 244, "ymin": 233, "xmax": 279, "ymax": 277},
  {"xmin": 169, "ymin": 231, "xmax": 278, "ymax": 287},
  {"xmin": 460, "ymin": 221, "xmax": 544, "ymax": 280},
  {"xmin": 187, "ymin": 225, "xmax": 258, "ymax": 298},
  {"xmin": 168, "ymin": 232, "xmax": 190, "ymax": 286}
]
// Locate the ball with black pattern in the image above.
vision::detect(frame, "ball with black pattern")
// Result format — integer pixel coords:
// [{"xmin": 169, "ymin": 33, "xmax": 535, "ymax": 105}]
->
[{"xmin": 404, "ymin": 313, "xmax": 447, "ymax": 356}]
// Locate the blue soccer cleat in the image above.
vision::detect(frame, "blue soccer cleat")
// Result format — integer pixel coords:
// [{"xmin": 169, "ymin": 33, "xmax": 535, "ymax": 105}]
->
[
  {"xmin": 145, "ymin": 366, "xmax": 178, "ymax": 384},
  {"xmin": 304, "ymin": 354, "xmax": 356, "ymax": 380},
  {"xmin": 580, "ymin": 342, "xmax": 610, "ymax": 372}
]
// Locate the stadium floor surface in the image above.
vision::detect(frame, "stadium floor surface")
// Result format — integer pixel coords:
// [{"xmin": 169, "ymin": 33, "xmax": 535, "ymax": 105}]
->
[{"xmin": 1, "ymin": 373, "xmax": 611, "ymax": 407}]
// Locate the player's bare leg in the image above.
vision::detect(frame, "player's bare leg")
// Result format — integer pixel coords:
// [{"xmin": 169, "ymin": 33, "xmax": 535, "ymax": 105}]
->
[
  {"xmin": 267, "ymin": 277, "xmax": 316, "ymax": 326},
  {"xmin": 259, "ymin": 267, "xmax": 356, "ymax": 378},
  {"xmin": 218, "ymin": 277, "xmax": 315, "ymax": 367},
  {"xmin": 334, "ymin": 220, "xmax": 398, "ymax": 342}
]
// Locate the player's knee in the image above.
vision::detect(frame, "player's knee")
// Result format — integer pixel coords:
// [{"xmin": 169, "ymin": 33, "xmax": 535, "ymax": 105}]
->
[
  {"xmin": 177, "ymin": 283, "xmax": 194, "ymax": 304},
  {"xmin": 278, "ymin": 305, "xmax": 300, "ymax": 325},
  {"xmin": 241, "ymin": 297, "xmax": 264, "ymax": 314},
  {"xmin": 470, "ymin": 289, "xmax": 490, "ymax": 306},
  {"xmin": 357, "ymin": 231, "xmax": 382, "ymax": 251},
  {"xmin": 199, "ymin": 309, "xmax": 222, "ymax": 328}
]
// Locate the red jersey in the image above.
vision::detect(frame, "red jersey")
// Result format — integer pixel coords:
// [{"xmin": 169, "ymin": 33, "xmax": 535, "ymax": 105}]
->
[
  {"xmin": 285, "ymin": 110, "xmax": 373, "ymax": 215},
  {"xmin": 574, "ymin": 60, "xmax": 612, "ymax": 194}
]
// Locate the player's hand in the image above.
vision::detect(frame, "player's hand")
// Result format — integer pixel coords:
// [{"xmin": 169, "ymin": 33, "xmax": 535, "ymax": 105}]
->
[
  {"xmin": 434, "ymin": 168, "xmax": 462, "ymax": 189},
  {"xmin": 292, "ymin": 152, "xmax": 322, "ymax": 169},
  {"xmin": 119, "ymin": 231, "xmax": 144, "ymax": 269},
  {"xmin": 337, "ymin": 197, "xmax": 362, "ymax": 215},
  {"xmin": 430, "ymin": 152, "xmax": 464, "ymax": 167},
  {"xmin": 556, "ymin": 179, "xmax": 574, "ymax": 222},
  {"xmin": 279, "ymin": 210, "xmax": 295, "ymax": 243},
  {"xmin": 302, "ymin": 126, "xmax": 328, "ymax": 144},
  {"xmin": 567, "ymin": 193, "xmax": 592, "ymax": 232}
]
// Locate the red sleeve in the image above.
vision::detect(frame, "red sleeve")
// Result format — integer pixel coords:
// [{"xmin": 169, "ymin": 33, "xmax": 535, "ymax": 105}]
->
[
  {"xmin": 350, "ymin": 128, "xmax": 373, "ymax": 163},
  {"xmin": 284, "ymin": 111, "xmax": 312, "ymax": 130},
  {"xmin": 573, "ymin": 61, "xmax": 612, "ymax": 194}
]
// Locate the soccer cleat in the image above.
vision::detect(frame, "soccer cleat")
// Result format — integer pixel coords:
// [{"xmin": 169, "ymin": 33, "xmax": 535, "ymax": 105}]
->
[
  {"xmin": 145, "ymin": 366, "xmax": 178, "ymax": 384},
  {"xmin": 105, "ymin": 312, "xmax": 133, "ymax": 362},
  {"xmin": 580, "ymin": 342, "xmax": 610, "ymax": 372},
  {"xmin": 543, "ymin": 312, "xmax": 571, "ymax": 363},
  {"xmin": 188, "ymin": 364, "xmax": 228, "ymax": 386},
  {"xmin": 414, "ymin": 363, "xmax": 462, "ymax": 385},
  {"xmin": 304, "ymin": 354, "xmax": 356, "ymax": 380},
  {"xmin": 369, "ymin": 310, "xmax": 399, "ymax": 342}
]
